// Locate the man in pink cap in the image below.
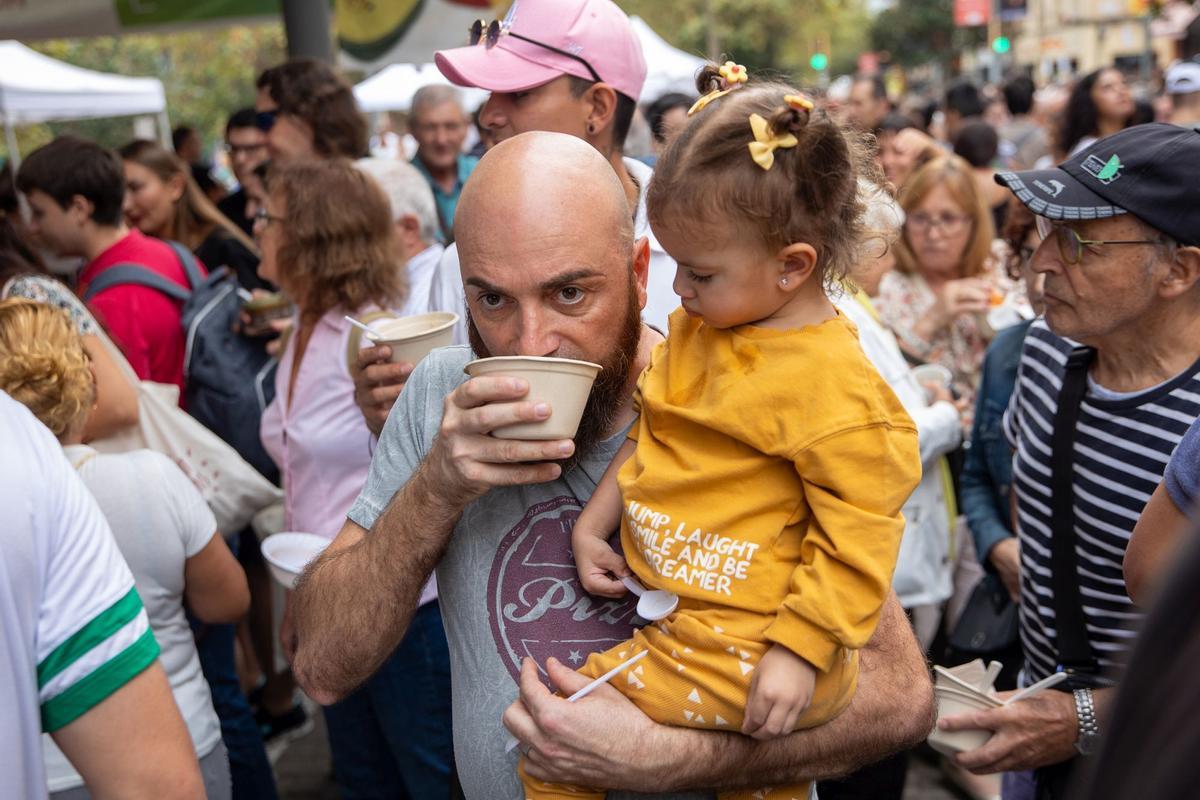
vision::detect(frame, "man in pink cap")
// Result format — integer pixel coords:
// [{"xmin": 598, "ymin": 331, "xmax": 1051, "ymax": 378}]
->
[
  {"xmin": 351, "ymin": 0, "xmax": 680, "ymax": 438},
  {"xmin": 437, "ymin": 0, "xmax": 678, "ymax": 329}
]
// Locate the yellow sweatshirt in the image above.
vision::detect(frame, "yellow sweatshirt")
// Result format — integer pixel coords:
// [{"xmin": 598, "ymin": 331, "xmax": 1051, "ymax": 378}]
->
[{"xmin": 618, "ymin": 308, "xmax": 921, "ymax": 672}]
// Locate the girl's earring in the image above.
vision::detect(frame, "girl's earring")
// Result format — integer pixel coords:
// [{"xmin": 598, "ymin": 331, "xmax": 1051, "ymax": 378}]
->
[{"xmin": 780, "ymin": 277, "xmax": 789, "ymax": 286}]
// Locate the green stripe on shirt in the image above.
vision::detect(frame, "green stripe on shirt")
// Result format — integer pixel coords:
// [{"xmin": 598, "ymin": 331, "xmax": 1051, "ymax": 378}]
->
[
  {"xmin": 37, "ymin": 586, "xmax": 143, "ymax": 687},
  {"xmin": 41, "ymin": 626, "xmax": 160, "ymax": 732}
]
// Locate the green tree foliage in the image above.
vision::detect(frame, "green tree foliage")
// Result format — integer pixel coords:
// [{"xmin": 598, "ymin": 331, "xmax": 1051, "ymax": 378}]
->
[
  {"xmin": 9, "ymin": 24, "xmax": 286, "ymax": 160},
  {"xmin": 869, "ymin": 0, "xmax": 958, "ymax": 69},
  {"xmin": 617, "ymin": 0, "xmax": 872, "ymax": 85}
]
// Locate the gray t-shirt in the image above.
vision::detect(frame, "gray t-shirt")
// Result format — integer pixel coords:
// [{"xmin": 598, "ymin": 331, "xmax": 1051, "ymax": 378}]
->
[{"xmin": 348, "ymin": 346, "xmax": 710, "ymax": 800}]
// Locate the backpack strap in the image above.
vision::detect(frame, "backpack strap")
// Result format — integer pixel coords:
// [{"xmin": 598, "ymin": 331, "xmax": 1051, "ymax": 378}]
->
[
  {"xmin": 345, "ymin": 310, "xmax": 397, "ymax": 376},
  {"xmin": 83, "ymin": 264, "xmax": 191, "ymax": 303},
  {"xmin": 165, "ymin": 240, "xmax": 206, "ymax": 291},
  {"xmin": 1049, "ymin": 346, "xmax": 1101, "ymax": 676}
]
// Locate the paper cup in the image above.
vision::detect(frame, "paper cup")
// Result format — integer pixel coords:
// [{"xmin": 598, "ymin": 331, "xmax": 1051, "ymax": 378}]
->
[
  {"xmin": 371, "ymin": 312, "xmax": 459, "ymax": 365},
  {"xmin": 463, "ymin": 355, "xmax": 603, "ymax": 440},
  {"xmin": 928, "ymin": 690, "xmax": 996, "ymax": 756},
  {"xmin": 912, "ymin": 363, "xmax": 954, "ymax": 391},
  {"xmin": 261, "ymin": 532, "xmax": 330, "ymax": 590},
  {"xmin": 243, "ymin": 292, "xmax": 294, "ymax": 334}
]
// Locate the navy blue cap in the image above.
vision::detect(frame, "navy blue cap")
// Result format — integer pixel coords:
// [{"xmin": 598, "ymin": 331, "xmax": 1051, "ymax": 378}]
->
[{"xmin": 996, "ymin": 123, "xmax": 1200, "ymax": 246}]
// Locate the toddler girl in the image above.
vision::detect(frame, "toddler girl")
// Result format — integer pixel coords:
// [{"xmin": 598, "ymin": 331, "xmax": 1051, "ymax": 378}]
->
[{"xmin": 519, "ymin": 64, "xmax": 922, "ymax": 800}]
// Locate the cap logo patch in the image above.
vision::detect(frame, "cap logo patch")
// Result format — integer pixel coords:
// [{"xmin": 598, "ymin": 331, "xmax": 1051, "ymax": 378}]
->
[
  {"xmin": 1082, "ymin": 153, "xmax": 1123, "ymax": 184},
  {"xmin": 1034, "ymin": 179, "xmax": 1066, "ymax": 198}
]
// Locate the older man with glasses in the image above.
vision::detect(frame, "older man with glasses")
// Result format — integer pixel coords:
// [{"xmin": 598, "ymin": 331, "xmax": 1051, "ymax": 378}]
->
[{"xmin": 938, "ymin": 123, "xmax": 1200, "ymax": 800}]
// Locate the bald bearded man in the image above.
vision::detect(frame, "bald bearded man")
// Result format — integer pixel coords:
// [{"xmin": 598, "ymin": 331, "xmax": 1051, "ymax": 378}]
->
[{"xmin": 290, "ymin": 133, "xmax": 933, "ymax": 800}]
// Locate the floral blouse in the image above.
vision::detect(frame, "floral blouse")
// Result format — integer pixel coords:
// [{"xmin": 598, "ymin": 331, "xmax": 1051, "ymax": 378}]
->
[
  {"xmin": 875, "ymin": 244, "xmax": 1018, "ymax": 428},
  {"xmin": 2, "ymin": 274, "xmax": 100, "ymax": 336}
]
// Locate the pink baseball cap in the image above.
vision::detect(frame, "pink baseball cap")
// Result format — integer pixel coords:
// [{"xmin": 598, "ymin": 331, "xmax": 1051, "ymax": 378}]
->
[{"xmin": 435, "ymin": 0, "xmax": 647, "ymax": 101}]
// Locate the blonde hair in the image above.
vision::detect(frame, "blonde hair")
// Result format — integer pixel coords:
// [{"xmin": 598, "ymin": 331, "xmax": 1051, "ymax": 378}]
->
[
  {"xmin": 893, "ymin": 155, "xmax": 996, "ymax": 279},
  {"xmin": 0, "ymin": 299, "xmax": 94, "ymax": 439}
]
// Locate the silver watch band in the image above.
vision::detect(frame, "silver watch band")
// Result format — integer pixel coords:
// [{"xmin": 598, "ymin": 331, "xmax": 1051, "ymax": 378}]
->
[{"xmin": 1074, "ymin": 687, "xmax": 1099, "ymax": 737}]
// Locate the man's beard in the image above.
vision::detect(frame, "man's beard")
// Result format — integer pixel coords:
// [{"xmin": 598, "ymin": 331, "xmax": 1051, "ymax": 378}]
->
[{"xmin": 467, "ymin": 282, "xmax": 643, "ymax": 469}]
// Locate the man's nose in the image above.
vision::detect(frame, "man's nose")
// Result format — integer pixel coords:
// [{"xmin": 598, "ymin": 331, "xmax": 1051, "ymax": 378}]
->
[
  {"xmin": 516, "ymin": 307, "xmax": 561, "ymax": 357},
  {"xmin": 1030, "ymin": 237, "xmax": 1060, "ymax": 274},
  {"xmin": 480, "ymin": 95, "xmax": 505, "ymax": 131}
]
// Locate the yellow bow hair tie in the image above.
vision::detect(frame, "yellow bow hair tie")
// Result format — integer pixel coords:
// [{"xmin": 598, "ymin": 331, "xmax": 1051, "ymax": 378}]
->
[{"xmin": 747, "ymin": 113, "xmax": 798, "ymax": 171}]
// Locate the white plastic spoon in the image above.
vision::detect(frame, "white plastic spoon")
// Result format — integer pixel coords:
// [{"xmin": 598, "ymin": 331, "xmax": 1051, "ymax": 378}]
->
[
  {"xmin": 620, "ymin": 575, "xmax": 679, "ymax": 621},
  {"xmin": 343, "ymin": 315, "xmax": 381, "ymax": 340},
  {"xmin": 1004, "ymin": 671, "xmax": 1069, "ymax": 705},
  {"xmin": 504, "ymin": 650, "xmax": 650, "ymax": 753}
]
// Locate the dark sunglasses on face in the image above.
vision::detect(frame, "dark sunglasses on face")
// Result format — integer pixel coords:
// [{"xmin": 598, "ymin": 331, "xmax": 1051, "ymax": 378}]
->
[
  {"xmin": 255, "ymin": 109, "xmax": 279, "ymax": 133},
  {"xmin": 468, "ymin": 18, "xmax": 602, "ymax": 84}
]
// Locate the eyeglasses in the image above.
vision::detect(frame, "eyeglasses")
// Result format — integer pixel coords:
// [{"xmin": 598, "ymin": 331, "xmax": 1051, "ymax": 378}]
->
[
  {"xmin": 1035, "ymin": 216, "xmax": 1164, "ymax": 266},
  {"xmin": 468, "ymin": 18, "xmax": 602, "ymax": 84},
  {"xmin": 907, "ymin": 213, "xmax": 972, "ymax": 235},
  {"xmin": 255, "ymin": 109, "xmax": 279, "ymax": 133},
  {"xmin": 252, "ymin": 207, "xmax": 284, "ymax": 227},
  {"xmin": 225, "ymin": 142, "xmax": 268, "ymax": 156}
]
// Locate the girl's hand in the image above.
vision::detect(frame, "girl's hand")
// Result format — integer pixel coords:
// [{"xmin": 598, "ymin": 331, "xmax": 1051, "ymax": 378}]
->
[
  {"xmin": 742, "ymin": 644, "xmax": 816, "ymax": 740},
  {"xmin": 573, "ymin": 534, "xmax": 631, "ymax": 598}
]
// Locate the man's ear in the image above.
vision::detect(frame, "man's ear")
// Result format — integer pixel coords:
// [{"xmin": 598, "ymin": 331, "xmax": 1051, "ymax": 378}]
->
[
  {"xmin": 1162, "ymin": 245, "xmax": 1200, "ymax": 301},
  {"xmin": 584, "ymin": 83, "xmax": 619, "ymax": 146},
  {"xmin": 631, "ymin": 236, "xmax": 650, "ymax": 311},
  {"xmin": 775, "ymin": 242, "xmax": 819, "ymax": 293},
  {"xmin": 67, "ymin": 194, "xmax": 94, "ymax": 225}
]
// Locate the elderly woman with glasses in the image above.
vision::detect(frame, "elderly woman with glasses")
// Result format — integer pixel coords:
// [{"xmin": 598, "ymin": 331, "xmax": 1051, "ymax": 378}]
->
[{"xmin": 875, "ymin": 155, "xmax": 1014, "ymax": 426}]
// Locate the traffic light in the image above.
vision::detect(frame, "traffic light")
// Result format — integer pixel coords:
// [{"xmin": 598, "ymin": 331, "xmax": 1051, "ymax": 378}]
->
[
  {"xmin": 991, "ymin": 36, "xmax": 1011, "ymax": 54},
  {"xmin": 810, "ymin": 52, "xmax": 829, "ymax": 71}
]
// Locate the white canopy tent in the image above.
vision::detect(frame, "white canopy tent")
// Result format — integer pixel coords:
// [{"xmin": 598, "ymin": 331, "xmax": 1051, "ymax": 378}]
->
[
  {"xmin": 353, "ymin": 62, "xmax": 489, "ymax": 114},
  {"xmin": 0, "ymin": 40, "xmax": 169, "ymax": 164},
  {"xmin": 629, "ymin": 16, "xmax": 707, "ymax": 103},
  {"xmin": 352, "ymin": 16, "xmax": 707, "ymax": 114}
]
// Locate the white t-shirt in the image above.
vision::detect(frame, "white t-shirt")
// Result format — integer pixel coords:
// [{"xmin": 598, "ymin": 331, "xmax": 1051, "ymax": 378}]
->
[
  {"xmin": 0, "ymin": 393, "xmax": 157, "ymax": 800},
  {"xmin": 432, "ymin": 156, "xmax": 680, "ymax": 335},
  {"xmin": 42, "ymin": 446, "xmax": 222, "ymax": 791}
]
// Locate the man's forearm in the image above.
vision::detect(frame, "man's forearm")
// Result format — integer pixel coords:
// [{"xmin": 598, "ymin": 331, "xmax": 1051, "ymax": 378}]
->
[
  {"xmin": 292, "ymin": 460, "xmax": 464, "ymax": 702},
  {"xmin": 643, "ymin": 597, "xmax": 934, "ymax": 792}
]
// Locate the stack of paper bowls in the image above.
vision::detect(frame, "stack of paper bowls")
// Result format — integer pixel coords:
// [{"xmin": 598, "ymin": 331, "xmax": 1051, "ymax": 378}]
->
[{"xmin": 927, "ymin": 663, "xmax": 1002, "ymax": 756}]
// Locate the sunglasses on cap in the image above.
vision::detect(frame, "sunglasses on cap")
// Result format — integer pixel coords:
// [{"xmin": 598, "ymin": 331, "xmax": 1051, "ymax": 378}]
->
[
  {"xmin": 468, "ymin": 18, "xmax": 602, "ymax": 85},
  {"xmin": 255, "ymin": 109, "xmax": 279, "ymax": 133}
]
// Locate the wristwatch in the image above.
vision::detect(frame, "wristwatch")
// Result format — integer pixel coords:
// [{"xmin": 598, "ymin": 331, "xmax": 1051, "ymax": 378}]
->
[{"xmin": 1073, "ymin": 688, "xmax": 1100, "ymax": 756}]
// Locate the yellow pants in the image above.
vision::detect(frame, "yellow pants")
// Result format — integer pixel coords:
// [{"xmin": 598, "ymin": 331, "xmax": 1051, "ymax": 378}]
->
[{"xmin": 519, "ymin": 604, "xmax": 857, "ymax": 800}]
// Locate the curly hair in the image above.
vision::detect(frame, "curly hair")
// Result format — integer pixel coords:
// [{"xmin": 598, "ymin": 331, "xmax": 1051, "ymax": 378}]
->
[
  {"xmin": 646, "ymin": 64, "xmax": 880, "ymax": 291},
  {"xmin": 0, "ymin": 299, "xmax": 94, "ymax": 440},
  {"xmin": 262, "ymin": 159, "xmax": 404, "ymax": 321},
  {"xmin": 256, "ymin": 60, "xmax": 367, "ymax": 159},
  {"xmin": 1059, "ymin": 68, "xmax": 1133, "ymax": 158}
]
